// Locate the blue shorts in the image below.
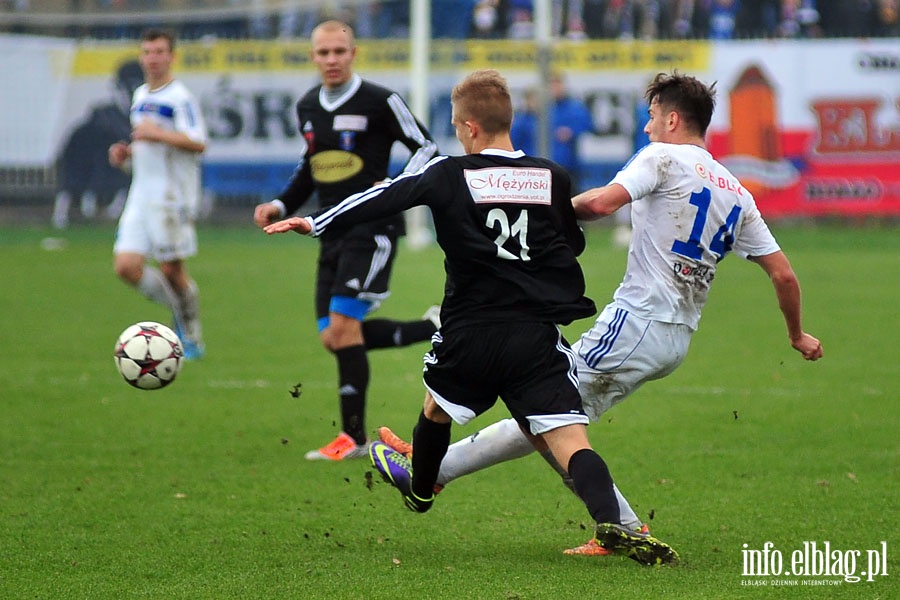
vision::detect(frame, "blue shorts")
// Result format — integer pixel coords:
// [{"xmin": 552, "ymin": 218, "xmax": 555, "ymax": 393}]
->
[
  {"xmin": 314, "ymin": 231, "xmax": 398, "ymax": 329},
  {"xmin": 317, "ymin": 296, "xmax": 372, "ymax": 332}
]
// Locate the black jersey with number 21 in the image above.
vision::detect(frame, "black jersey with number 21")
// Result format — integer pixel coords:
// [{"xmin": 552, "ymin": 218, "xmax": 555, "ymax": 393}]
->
[{"xmin": 307, "ymin": 149, "xmax": 597, "ymax": 331}]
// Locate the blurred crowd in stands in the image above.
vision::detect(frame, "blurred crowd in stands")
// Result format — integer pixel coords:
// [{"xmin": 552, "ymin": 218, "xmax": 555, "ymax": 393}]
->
[{"xmin": 4, "ymin": 0, "xmax": 899, "ymax": 40}]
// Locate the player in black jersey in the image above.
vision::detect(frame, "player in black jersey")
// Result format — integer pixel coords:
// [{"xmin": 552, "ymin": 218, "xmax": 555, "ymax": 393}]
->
[
  {"xmin": 264, "ymin": 69, "xmax": 679, "ymax": 565},
  {"xmin": 253, "ymin": 21, "xmax": 439, "ymax": 461}
]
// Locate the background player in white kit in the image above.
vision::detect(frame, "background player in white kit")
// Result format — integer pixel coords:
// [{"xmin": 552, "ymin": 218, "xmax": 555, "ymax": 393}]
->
[
  {"xmin": 109, "ymin": 28, "xmax": 208, "ymax": 359},
  {"xmin": 379, "ymin": 71, "xmax": 823, "ymax": 555}
]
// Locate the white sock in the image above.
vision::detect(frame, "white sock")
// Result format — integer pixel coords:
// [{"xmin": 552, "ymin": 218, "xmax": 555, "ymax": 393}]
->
[
  {"xmin": 437, "ymin": 418, "xmax": 533, "ymax": 486},
  {"xmin": 52, "ymin": 191, "xmax": 71, "ymax": 230},
  {"xmin": 174, "ymin": 278, "xmax": 202, "ymax": 345},
  {"xmin": 539, "ymin": 448, "xmax": 578, "ymax": 493},
  {"xmin": 80, "ymin": 190, "xmax": 97, "ymax": 218},
  {"xmin": 538, "ymin": 449, "xmax": 643, "ymax": 531},
  {"xmin": 436, "ymin": 417, "xmax": 645, "ymax": 530},
  {"xmin": 136, "ymin": 266, "xmax": 180, "ymax": 313},
  {"xmin": 612, "ymin": 485, "xmax": 643, "ymax": 531}
]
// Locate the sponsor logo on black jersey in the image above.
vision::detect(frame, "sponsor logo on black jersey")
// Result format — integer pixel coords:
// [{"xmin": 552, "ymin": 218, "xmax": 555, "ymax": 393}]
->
[
  {"xmin": 303, "ymin": 121, "xmax": 314, "ymax": 153},
  {"xmin": 310, "ymin": 150, "xmax": 364, "ymax": 183},
  {"xmin": 339, "ymin": 130, "xmax": 356, "ymax": 151},
  {"xmin": 333, "ymin": 114, "xmax": 368, "ymax": 131}
]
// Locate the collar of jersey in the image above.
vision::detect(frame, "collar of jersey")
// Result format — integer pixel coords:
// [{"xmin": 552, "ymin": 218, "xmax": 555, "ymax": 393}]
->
[
  {"xmin": 480, "ymin": 148, "xmax": 525, "ymax": 158},
  {"xmin": 319, "ymin": 74, "xmax": 363, "ymax": 112},
  {"xmin": 146, "ymin": 79, "xmax": 176, "ymax": 94}
]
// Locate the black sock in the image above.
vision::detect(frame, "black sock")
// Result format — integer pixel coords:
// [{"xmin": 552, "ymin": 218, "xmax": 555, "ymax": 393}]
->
[
  {"xmin": 334, "ymin": 345, "xmax": 369, "ymax": 445},
  {"xmin": 568, "ymin": 449, "xmax": 621, "ymax": 524},
  {"xmin": 410, "ymin": 410, "xmax": 451, "ymax": 500},
  {"xmin": 362, "ymin": 319, "xmax": 437, "ymax": 349}
]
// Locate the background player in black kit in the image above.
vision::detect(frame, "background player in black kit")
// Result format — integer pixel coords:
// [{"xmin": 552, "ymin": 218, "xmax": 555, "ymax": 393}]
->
[
  {"xmin": 254, "ymin": 20, "xmax": 439, "ymax": 461},
  {"xmin": 264, "ymin": 69, "xmax": 678, "ymax": 565}
]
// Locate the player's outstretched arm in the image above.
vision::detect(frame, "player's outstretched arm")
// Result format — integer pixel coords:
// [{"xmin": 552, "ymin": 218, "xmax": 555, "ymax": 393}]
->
[
  {"xmin": 572, "ymin": 183, "xmax": 631, "ymax": 220},
  {"xmin": 751, "ymin": 250, "xmax": 823, "ymax": 362},
  {"xmin": 263, "ymin": 217, "xmax": 312, "ymax": 235}
]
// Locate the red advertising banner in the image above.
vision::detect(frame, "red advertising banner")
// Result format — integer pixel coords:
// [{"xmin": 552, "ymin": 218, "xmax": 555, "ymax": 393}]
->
[{"xmin": 707, "ymin": 44, "xmax": 900, "ymax": 218}]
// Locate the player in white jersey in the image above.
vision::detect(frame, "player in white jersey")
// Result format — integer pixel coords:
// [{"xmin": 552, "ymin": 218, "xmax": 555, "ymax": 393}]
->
[
  {"xmin": 377, "ymin": 72, "xmax": 823, "ymax": 557},
  {"xmin": 109, "ymin": 29, "xmax": 208, "ymax": 359}
]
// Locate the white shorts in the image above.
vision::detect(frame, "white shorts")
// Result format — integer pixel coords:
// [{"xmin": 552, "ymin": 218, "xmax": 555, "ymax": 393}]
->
[
  {"xmin": 571, "ymin": 302, "xmax": 693, "ymax": 421},
  {"xmin": 114, "ymin": 200, "xmax": 197, "ymax": 262}
]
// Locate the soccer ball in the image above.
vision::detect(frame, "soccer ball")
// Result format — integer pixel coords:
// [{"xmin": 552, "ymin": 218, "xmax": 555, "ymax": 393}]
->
[{"xmin": 114, "ymin": 321, "xmax": 183, "ymax": 390}]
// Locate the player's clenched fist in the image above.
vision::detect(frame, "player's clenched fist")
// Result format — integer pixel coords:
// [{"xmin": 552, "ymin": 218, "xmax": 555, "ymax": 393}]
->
[
  {"xmin": 108, "ymin": 141, "xmax": 131, "ymax": 167},
  {"xmin": 253, "ymin": 202, "xmax": 282, "ymax": 228},
  {"xmin": 792, "ymin": 333, "xmax": 823, "ymax": 361}
]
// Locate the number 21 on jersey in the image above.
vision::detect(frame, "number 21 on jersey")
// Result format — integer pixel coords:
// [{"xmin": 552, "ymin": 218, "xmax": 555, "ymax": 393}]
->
[
  {"xmin": 486, "ymin": 208, "xmax": 530, "ymax": 261},
  {"xmin": 671, "ymin": 188, "xmax": 741, "ymax": 263}
]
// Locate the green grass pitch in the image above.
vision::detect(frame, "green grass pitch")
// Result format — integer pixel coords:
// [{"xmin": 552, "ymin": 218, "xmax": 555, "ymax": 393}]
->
[{"xmin": 0, "ymin": 222, "xmax": 897, "ymax": 599}]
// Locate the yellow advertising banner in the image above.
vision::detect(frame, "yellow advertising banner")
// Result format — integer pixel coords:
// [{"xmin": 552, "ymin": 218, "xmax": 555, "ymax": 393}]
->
[{"xmin": 71, "ymin": 39, "xmax": 711, "ymax": 76}]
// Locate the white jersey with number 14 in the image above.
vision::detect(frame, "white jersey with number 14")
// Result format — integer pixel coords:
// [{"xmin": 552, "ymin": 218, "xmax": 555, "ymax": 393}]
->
[{"xmin": 610, "ymin": 142, "xmax": 780, "ymax": 330}]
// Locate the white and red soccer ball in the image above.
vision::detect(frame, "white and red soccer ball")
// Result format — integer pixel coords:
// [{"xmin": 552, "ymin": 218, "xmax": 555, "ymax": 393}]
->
[{"xmin": 114, "ymin": 321, "xmax": 183, "ymax": 390}]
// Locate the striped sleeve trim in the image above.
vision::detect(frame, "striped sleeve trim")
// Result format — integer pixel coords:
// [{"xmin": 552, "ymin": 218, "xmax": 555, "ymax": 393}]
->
[
  {"xmin": 387, "ymin": 93, "xmax": 438, "ymax": 173},
  {"xmin": 310, "ymin": 156, "xmax": 449, "ymax": 236}
]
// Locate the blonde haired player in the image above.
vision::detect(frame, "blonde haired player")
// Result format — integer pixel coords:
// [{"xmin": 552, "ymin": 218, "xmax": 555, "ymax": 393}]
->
[{"xmin": 253, "ymin": 20, "xmax": 439, "ymax": 462}]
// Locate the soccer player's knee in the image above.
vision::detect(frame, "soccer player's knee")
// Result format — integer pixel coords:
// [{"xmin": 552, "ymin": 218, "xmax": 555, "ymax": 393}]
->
[
  {"xmin": 321, "ymin": 317, "xmax": 363, "ymax": 351},
  {"xmin": 114, "ymin": 260, "xmax": 141, "ymax": 285},
  {"xmin": 319, "ymin": 328, "xmax": 338, "ymax": 351},
  {"xmin": 159, "ymin": 262, "xmax": 185, "ymax": 286},
  {"xmin": 422, "ymin": 395, "xmax": 451, "ymax": 423},
  {"xmin": 320, "ymin": 326, "xmax": 352, "ymax": 352}
]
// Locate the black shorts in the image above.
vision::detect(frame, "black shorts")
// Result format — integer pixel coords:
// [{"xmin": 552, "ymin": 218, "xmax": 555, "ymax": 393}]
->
[
  {"xmin": 315, "ymin": 231, "xmax": 399, "ymax": 320},
  {"xmin": 422, "ymin": 322, "xmax": 588, "ymax": 434}
]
